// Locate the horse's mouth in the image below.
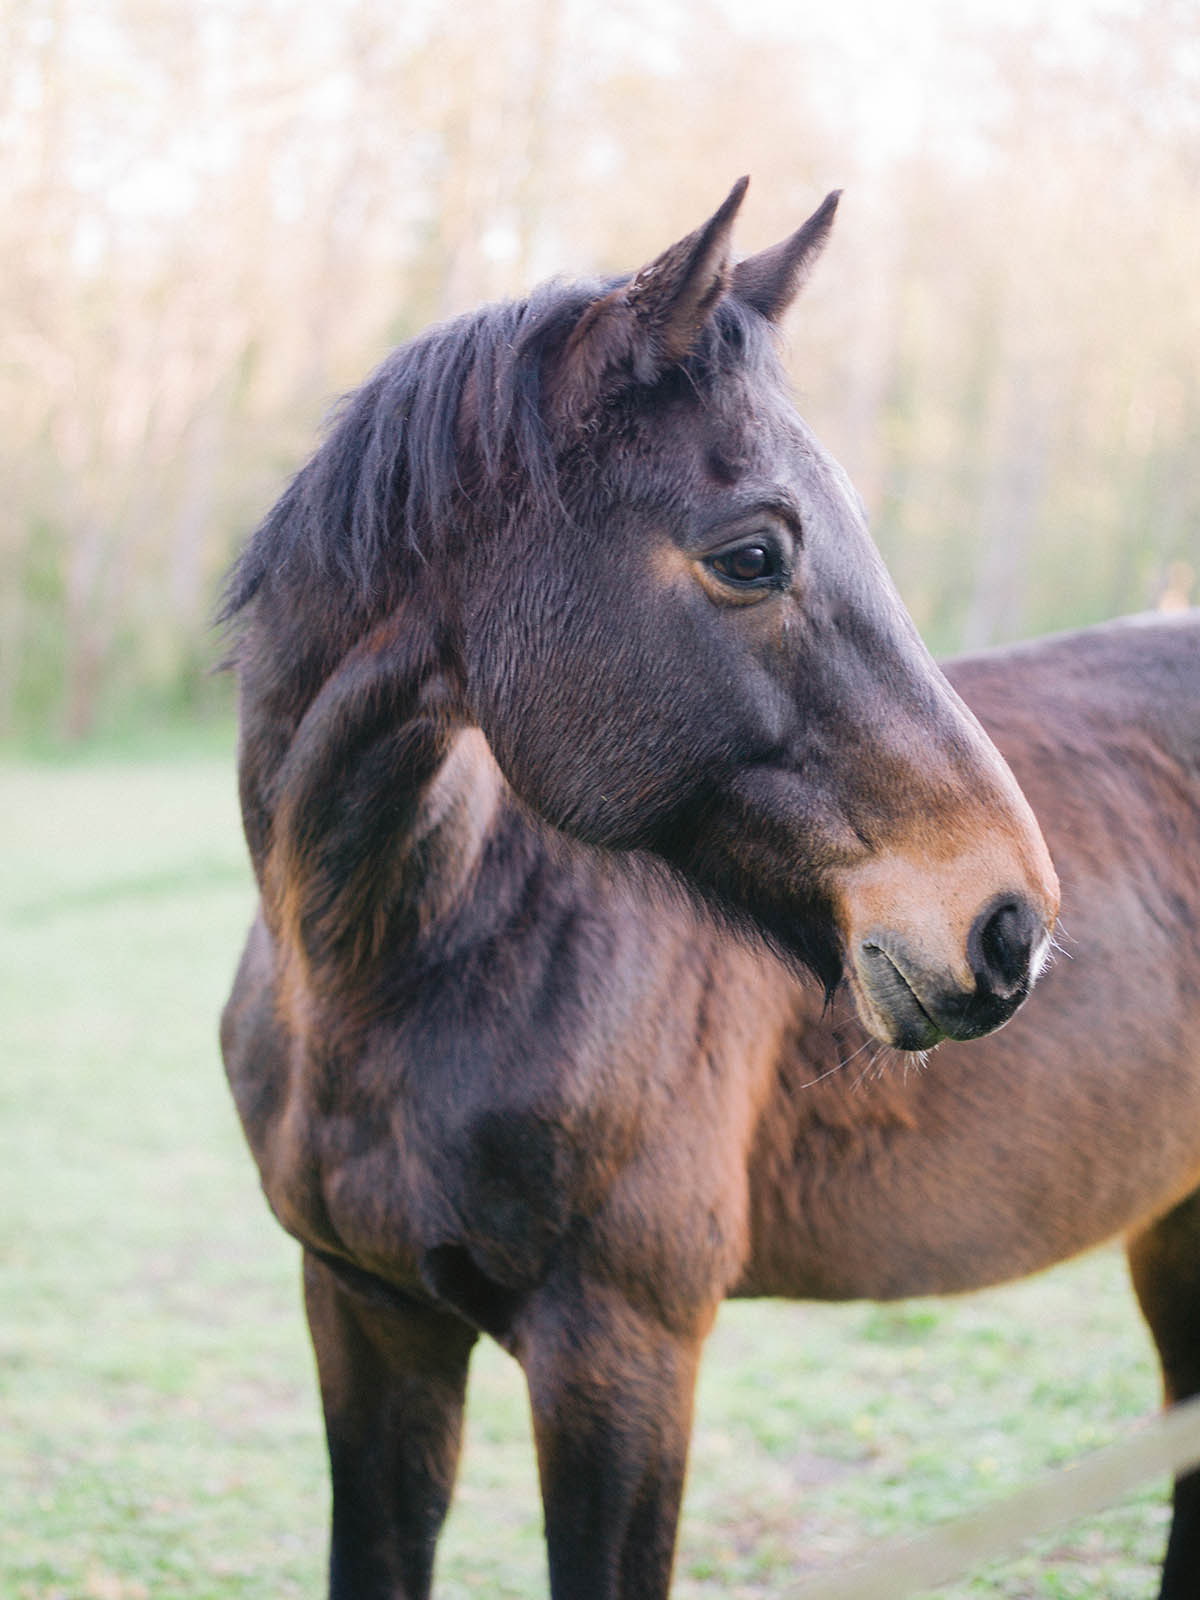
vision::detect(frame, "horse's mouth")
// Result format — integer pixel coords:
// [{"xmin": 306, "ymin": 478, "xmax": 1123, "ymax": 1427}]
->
[
  {"xmin": 849, "ymin": 934, "xmax": 1033, "ymax": 1051},
  {"xmin": 852, "ymin": 941, "xmax": 946, "ymax": 1051}
]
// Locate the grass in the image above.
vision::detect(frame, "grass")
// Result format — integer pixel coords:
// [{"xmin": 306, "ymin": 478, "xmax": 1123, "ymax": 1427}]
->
[{"xmin": 0, "ymin": 747, "xmax": 1171, "ymax": 1598}]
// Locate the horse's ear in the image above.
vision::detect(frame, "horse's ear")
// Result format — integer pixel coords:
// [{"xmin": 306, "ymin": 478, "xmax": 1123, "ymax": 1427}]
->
[
  {"xmin": 625, "ymin": 174, "xmax": 749, "ymax": 367},
  {"xmin": 554, "ymin": 176, "xmax": 749, "ymax": 419},
  {"xmin": 732, "ymin": 189, "xmax": 841, "ymax": 323}
]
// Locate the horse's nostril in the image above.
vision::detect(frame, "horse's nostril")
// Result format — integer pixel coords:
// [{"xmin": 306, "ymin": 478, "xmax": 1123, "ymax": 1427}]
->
[{"xmin": 971, "ymin": 897, "xmax": 1040, "ymax": 995}]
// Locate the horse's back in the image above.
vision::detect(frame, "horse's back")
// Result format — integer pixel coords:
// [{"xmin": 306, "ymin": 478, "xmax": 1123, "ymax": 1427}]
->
[
  {"xmin": 946, "ymin": 611, "xmax": 1200, "ymax": 779},
  {"xmin": 742, "ymin": 612, "xmax": 1200, "ymax": 1303},
  {"xmin": 950, "ymin": 612, "xmax": 1200, "ymax": 967}
]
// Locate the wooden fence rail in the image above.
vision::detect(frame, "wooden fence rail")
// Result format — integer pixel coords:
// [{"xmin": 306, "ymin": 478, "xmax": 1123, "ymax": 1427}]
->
[{"xmin": 792, "ymin": 1393, "xmax": 1200, "ymax": 1599}]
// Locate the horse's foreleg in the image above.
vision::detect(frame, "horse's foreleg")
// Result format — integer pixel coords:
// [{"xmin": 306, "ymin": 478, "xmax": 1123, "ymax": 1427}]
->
[
  {"xmin": 1128, "ymin": 1186, "xmax": 1200, "ymax": 1600},
  {"xmin": 518, "ymin": 1277, "xmax": 706, "ymax": 1600},
  {"xmin": 303, "ymin": 1252, "xmax": 478, "ymax": 1600}
]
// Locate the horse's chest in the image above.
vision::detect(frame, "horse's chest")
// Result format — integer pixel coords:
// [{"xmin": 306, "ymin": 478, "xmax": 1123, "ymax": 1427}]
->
[
  {"xmin": 305, "ymin": 993, "xmax": 638, "ymax": 1280},
  {"xmin": 311, "ymin": 976, "xmax": 764, "ymax": 1313},
  {"xmin": 232, "ymin": 905, "xmax": 778, "ymax": 1319}
]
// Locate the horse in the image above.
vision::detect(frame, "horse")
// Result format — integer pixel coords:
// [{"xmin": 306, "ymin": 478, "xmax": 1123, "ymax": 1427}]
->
[
  {"xmin": 745, "ymin": 610, "xmax": 1200, "ymax": 1598},
  {"xmin": 218, "ymin": 180, "xmax": 1060, "ymax": 1600}
]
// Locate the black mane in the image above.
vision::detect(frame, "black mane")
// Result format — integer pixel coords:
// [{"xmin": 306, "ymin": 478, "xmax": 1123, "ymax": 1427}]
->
[{"xmin": 218, "ymin": 281, "xmax": 772, "ymax": 628}]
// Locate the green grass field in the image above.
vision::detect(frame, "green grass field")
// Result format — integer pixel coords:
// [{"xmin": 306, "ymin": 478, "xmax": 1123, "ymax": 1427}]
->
[{"xmin": 0, "ymin": 749, "xmax": 1172, "ymax": 1598}]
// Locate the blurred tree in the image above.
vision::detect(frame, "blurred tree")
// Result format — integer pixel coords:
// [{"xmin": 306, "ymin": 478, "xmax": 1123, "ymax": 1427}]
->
[{"xmin": 1, "ymin": 0, "xmax": 1196, "ymax": 739}]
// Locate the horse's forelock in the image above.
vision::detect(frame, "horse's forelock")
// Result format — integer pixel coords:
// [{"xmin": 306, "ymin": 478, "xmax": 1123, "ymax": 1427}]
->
[
  {"xmin": 220, "ymin": 285, "xmax": 598, "ymax": 630},
  {"xmin": 218, "ymin": 278, "xmax": 777, "ymax": 639}
]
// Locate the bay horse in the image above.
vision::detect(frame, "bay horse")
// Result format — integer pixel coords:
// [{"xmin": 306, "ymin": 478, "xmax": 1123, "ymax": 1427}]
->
[
  {"xmin": 752, "ymin": 610, "xmax": 1200, "ymax": 1598},
  {"xmin": 219, "ymin": 180, "xmax": 1061, "ymax": 1600}
]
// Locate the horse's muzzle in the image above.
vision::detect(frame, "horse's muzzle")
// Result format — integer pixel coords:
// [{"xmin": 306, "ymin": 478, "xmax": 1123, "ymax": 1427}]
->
[{"xmin": 852, "ymin": 895, "xmax": 1050, "ymax": 1050}]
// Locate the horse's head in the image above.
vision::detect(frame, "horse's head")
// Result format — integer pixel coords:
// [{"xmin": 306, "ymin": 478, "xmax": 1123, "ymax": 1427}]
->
[
  {"xmin": 227, "ymin": 179, "xmax": 1058, "ymax": 1049},
  {"xmin": 459, "ymin": 179, "xmax": 1058, "ymax": 1048}
]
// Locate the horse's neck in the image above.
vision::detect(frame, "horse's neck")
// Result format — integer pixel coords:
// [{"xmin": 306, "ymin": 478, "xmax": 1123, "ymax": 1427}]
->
[
  {"xmin": 402, "ymin": 726, "xmax": 505, "ymax": 930},
  {"xmin": 242, "ymin": 611, "xmax": 506, "ymax": 995}
]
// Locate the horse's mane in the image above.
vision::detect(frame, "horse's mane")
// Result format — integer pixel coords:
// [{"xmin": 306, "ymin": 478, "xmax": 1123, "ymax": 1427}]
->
[{"xmin": 218, "ymin": 279, "xmax": 771, "ymax": 627}]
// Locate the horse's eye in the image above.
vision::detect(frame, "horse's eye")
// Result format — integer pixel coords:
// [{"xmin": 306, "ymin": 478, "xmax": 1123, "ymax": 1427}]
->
[{"xmin": 708, "ymin": 542, "xmax": 781, "ymax": 586}]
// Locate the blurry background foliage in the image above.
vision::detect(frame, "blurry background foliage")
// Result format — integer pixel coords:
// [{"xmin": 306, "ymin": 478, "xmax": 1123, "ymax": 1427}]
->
[{"xmin": 2, "ymin": 0, "xmax": 1197, "ymax": 745}]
